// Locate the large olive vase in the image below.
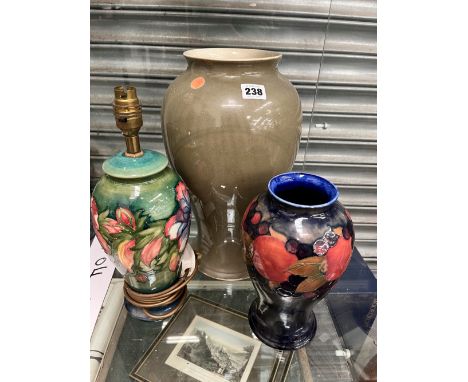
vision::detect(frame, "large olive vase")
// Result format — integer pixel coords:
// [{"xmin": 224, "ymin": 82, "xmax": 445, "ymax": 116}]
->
[{"xmin": 162, "ymin": 48, "xmax": 302, "ymax": 280}]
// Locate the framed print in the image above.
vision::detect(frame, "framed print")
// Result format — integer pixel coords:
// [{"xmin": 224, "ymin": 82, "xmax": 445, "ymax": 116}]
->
[
  {"xmin": 165, "ymin": 315, "xmax": 261, "ymax": 382},
  {"xmin": 130, "ymin": 294, "xmax": 292, "ymax": 382}
]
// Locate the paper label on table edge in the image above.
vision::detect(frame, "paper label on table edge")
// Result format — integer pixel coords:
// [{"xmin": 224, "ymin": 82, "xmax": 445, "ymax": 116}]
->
[{"xmin": 90, "ymin": 238, "xmax": 116, "ymax": 336}]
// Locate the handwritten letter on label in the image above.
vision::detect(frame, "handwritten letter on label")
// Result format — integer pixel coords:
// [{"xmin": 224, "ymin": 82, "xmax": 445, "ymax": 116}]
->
[{"xmin": 90, "ymin": 238, "xmax": 115, "ymax": 335}]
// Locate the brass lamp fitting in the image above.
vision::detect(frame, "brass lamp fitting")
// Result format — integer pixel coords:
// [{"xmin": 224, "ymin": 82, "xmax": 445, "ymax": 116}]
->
[{"xmin": 113, "ymin": 86, "xmax": 144, "ymax": 157}]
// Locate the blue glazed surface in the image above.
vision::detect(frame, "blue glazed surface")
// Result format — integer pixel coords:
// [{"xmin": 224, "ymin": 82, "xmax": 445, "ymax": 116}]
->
[
  {"xmin": 242, "ymin": 172, "xmax": 354, "ymax": 350},
  {"xmin": 102, "ymin": 150, "xmax": 169, "ymax": 179},
  {"xmin": 268, "ymin": 172, "xmax": 339, "ymax": 209}
]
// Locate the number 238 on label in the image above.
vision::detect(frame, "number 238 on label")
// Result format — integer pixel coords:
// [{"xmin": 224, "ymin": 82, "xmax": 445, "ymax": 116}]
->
[{"xmin": 241, "ymin": 84, "xmax": 267, "ymax": 100}]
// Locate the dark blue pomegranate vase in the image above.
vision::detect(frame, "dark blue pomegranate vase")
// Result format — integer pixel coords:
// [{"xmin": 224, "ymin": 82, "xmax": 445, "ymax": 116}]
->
[{"xmin": 241, "ymin": 172, "xmax": 355, "ymax": 350}]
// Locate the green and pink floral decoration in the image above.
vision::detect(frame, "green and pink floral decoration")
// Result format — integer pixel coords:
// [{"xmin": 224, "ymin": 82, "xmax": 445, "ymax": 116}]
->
[{"xmin": 91, "ymin": 182, "xmax": 191, "ymax": 286}]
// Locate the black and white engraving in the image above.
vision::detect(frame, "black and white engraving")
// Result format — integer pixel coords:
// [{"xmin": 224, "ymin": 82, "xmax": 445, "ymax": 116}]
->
[{"xmin": 165, "ymin": 315, "xmax": 261, "ymax": 382}]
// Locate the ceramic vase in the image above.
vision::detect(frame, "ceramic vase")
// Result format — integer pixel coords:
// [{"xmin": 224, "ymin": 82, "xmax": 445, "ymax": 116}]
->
[
  {"xmin": 241, "ymin": 172, "xmax": 354, "ymax": 350},
  {"xmin": 162, "ymin": 48, "xmax": 302, "ymax": 280},
  {"xmin": 91, "ymin": 86, "xmax": 191, "ymax": 295}
]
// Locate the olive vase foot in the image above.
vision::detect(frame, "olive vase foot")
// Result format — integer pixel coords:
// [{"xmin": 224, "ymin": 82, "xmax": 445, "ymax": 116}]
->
[{"xmin": 198, "ymin": 242, "xmax": 249, "ymax": 280}]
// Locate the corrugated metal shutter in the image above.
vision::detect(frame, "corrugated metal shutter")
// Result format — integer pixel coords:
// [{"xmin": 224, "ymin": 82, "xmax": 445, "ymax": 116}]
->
[{"xmin": 90, "ymin": 0, "xmax": 377, "ymax": 270}]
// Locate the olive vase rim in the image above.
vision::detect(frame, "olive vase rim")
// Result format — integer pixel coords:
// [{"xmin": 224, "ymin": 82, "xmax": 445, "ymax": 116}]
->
[
  {"xmin": 268, "ymin": 172, "xmax": 340, "ymax": 209},
  {"xmin": 183, "ymin": 48, "xmax": 282, "ymax": 63}
]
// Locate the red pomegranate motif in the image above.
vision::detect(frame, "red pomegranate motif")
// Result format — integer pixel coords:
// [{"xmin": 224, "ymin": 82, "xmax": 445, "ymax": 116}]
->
[
  {"xmin": 324, "ymin": 236, "xmax": 353, "ymax": 281},
  {"xmin": 252, "ymin": 236, "xmax": 298, "ymax": 283}
]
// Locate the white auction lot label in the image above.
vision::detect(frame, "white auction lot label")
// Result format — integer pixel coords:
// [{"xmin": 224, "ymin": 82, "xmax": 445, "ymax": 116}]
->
[{"xmin": 241, "ymin": 83, "xmax": 267, "ymax": 100}]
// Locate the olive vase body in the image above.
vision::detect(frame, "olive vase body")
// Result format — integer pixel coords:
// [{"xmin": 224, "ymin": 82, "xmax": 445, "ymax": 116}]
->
[
  {"xmin": 241, "ymin": 173, "xmax": 354, "ymax": 350},
  {"xmin": 91, "ymin": 150, "xmax": 191, "ymax": 294},
  {"xmin": 162, "ymin": 48, "xmax": 302, "ymax": 280}
]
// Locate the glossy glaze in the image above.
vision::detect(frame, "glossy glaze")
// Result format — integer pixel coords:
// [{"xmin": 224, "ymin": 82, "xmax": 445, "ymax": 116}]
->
[
  {"xmin": 91, "ymin": 150, "xmax": 191, "ymax": 293},
  {"xmin": 162, "ymin": 48, "xmax": 302, "ymax": 280},
  {"xmin": 241, "ymin": 172, "xmax": 354, "ymax": 350}
]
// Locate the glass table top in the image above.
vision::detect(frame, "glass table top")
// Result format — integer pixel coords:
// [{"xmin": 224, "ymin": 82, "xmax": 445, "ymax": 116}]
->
[{"xmin": 93, "ymin": 248, "xmax": 376, "ymax": 382}]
